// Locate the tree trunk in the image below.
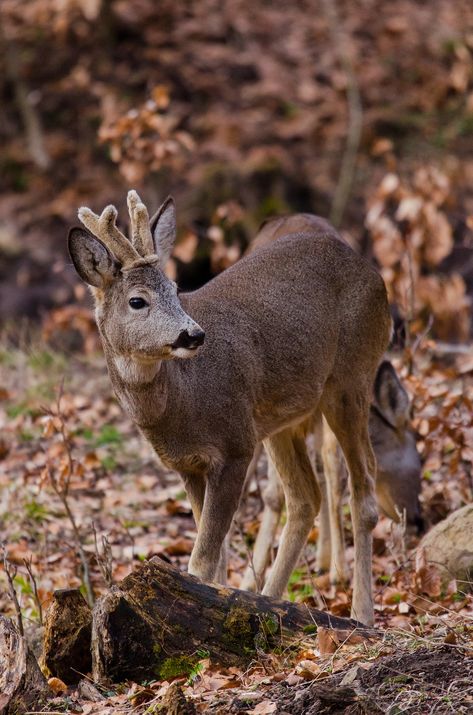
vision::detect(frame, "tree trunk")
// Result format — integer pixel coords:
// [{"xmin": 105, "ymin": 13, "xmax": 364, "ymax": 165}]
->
[
  {"xmin": 0, "ymin": 615, "xmax": 51, "ymax": 715},
  {"xmin": 92, "ymin": 557, "xmax": 375, "ymax": 682}
]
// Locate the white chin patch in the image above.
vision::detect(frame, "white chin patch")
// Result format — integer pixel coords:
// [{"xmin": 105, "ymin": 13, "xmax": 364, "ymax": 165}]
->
[
  {"xmin": 115, "ymin": 355, "xmax": 160, "ymax": 384},
  {"xmin": 171, "ymin": 346, "xmax": 199, "ymax": 359}
]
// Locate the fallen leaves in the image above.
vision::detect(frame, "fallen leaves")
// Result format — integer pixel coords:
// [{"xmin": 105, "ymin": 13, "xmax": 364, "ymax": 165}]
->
[{"xmin": 367, "ymin": 165, "xmax": 471, "ymax": 342}]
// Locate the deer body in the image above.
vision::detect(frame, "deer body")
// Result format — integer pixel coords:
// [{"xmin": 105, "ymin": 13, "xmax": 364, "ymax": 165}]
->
[
  {"xmin": 69, "ymin": 194, "xmax": 391, "ymax": 624},
  {"xmin": 239, "ymin": 215, "xmax": 422, "ymax": 591}
]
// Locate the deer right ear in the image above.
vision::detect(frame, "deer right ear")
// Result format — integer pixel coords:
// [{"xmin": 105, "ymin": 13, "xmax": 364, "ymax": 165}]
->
[
  {"xmin": 150, "ymin": 196, "xmax": 176, "ymax": 265},
  {"xmin": 68, "ymin": 227, "xmax": 118, "ymax": 288}
]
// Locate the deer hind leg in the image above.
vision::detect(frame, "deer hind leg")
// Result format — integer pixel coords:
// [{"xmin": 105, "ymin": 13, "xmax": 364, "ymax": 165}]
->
[
  {"xmin": 315, "ymin": 450, "xmax": 331, "ymax": 572},
  {"xmin": 240, "ymin": 456, "xmax": 284, "ymax": 592},
  {"xmin": 262, "ymin": 425, "xmax": 321, "ymax": 599},
  {"xmin": 321, "ymin": 418, "xmax": 349, "ymax": 584},
  {"xmin": 321, "ymin": 385, "xmax": 378, "ymax": 626}
]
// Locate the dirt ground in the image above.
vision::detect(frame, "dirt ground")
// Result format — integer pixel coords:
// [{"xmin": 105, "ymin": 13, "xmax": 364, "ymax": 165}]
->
[{"xmin": 266, "ymin": 647, "xmax": 473, "ymax": 715}]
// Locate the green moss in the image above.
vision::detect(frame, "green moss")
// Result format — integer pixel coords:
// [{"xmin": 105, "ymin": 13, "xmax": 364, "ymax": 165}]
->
[
  {"xmin": 302, "ymin": 624, "xmax": 317, "ymax": 635},
  {"xmin": 259, "ymin": 613, "xmax": 279, "ymax": 637},
  {"xmin": 157, "ymin": 654, "xmax": 198, "ymax": 680},
  {"xmin": 254, "ymin": 611, "xmax": 280, "ymax": 651},
  {"xmin": 222, "ymin": 606, "xmax": 255, "ymax": 654}
]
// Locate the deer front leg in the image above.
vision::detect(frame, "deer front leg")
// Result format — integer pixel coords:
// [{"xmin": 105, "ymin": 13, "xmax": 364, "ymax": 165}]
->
[
  {"xmin": 322, "ymin": 392, "xmax": 378, "ymax": 626},
  {"xmin": 182, "ymin": 473, "xmax": 225, "ymax": 583},
  {"xmin": 187, "ymin": 458, "xmax": 249, "ymax": 585},
  {"xmin": 240, "ymin": 457, "xmax": 284, "ymax": 592}
]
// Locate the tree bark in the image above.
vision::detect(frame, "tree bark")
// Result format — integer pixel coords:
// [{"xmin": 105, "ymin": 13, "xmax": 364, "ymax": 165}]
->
[
  {"xmin": 92, "ymin": 557, "xmax": 375, "ymax": 682},
  {"xmin": 0, "ymin": 615, "xmax": 51, "ymax": 715}
]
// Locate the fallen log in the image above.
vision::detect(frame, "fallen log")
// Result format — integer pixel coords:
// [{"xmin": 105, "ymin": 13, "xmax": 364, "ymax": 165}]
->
[
  {"xmin": 0, "ymin": 615, "xmax": 51, "ymax": 715},
  {"xmin": 92, "ymin": 557, "xmax": 376, "ymax": 682}
]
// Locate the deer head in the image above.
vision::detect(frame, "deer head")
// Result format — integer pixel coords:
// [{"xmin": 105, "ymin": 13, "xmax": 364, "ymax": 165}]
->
[{"xmin": 68, "ymin": 192, "xmax": 205, "ymax": 377}]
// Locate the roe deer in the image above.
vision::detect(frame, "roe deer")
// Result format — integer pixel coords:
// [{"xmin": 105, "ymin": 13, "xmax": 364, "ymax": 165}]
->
[
  {"xmin": 68, "ymin": 193, "xmax": 391, "ymax": 624},
  {"xmin": 239, "ymin": 216, "xmax": 423, "ymax": 592}
]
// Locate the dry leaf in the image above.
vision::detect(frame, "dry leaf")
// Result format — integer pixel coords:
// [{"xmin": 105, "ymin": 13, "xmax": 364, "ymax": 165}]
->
[
  {"xmin": 317, "ymin": 627, "xmax": 340, "ymax": 655},
  {"xmin": 164, "ymin": 537, "xmax": 194, "ymax": 556},
  {"xmin": 249, "ymin": 700, "xmax": 277, "ymax": 714},
  {"xmin": 415, "ymin": 548, "xmax": 442, "ymax": 597},
  {"xmin": 48, "ymin": 676, "xmax": 68, "ymax": 694}
]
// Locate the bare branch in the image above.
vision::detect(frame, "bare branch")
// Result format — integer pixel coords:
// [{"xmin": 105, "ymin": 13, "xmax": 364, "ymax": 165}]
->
[
  {"xmin": 322, "ymin": 0, "xmax": 363, "ymax": 228},
  {"xmin": 93, "ymin": 523, "xmax": 113, "ymax": 588},
  {"xmin": 23, "ymin": 557, "xmax": 43, "ymax": 626},
  {"xmin": 43, "ymin": 385, "xmax": 95, "ymax": 606},
  {"xmin": 1, "ymin": 543, "xmax": 24, "ymax": 636},
  {"xmin": 0, "ymin": 21, "xmax": 50, "ymax": 170}
]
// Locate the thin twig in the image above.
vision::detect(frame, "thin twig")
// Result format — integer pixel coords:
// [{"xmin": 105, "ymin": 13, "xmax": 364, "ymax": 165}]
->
[
  {"xmin": 322, "ymin": 0, "xmax": 363, "ymax": 228},
  {"xmin": 47, "ymin": 463, "xmax": 94, "ymax": 607},
  {"xmin": 93, "ymin": 522, "xmax": 114, "ymax": 588},
  {"xmin": 0, "ymin": 19, "xmax": 50, "ymax": 170},
  {"xmin": 405, "ymin": 313, "xmax": 433, "ymax": 375},
  {"xmin": 23, "ymin": 556, "xmax": 43, "ymax": 625},
  {"xmin": 302, "ymin": 549, "xmax": 328, "ymax": 610},
  {"xmin": 1, "ymin": 543, "xmax": 24, "ymax": 636},
  {"xmin": 44, "ymin": 384, "xmax": 94, "ymax": 606},
  {"xmin": 235, "ymin": 519, "xmax": 263, "ymax": 593}
]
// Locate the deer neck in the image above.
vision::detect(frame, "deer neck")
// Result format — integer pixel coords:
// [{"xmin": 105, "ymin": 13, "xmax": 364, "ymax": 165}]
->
[{"xmin": 102, "ymin": 343, "xmax": 173, "ymax": 428}]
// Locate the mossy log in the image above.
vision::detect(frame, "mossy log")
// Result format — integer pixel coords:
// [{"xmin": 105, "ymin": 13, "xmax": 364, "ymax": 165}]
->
[
  {"xmin": 41, "ymin": 589, "xmax": 92, "ymax": 684},
  {"xmin": 0, "ymin": 615, "xmax": 51, "ymax": 715},
  {"xmin": 92, "ymin": 557, "xmax": 374, "ymax": 682}
]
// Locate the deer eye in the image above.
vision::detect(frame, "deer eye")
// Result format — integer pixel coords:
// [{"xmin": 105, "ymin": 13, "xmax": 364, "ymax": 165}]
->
[{"xmin": 129, "ymin": 297, "xmax": 148, "ymax": 310}]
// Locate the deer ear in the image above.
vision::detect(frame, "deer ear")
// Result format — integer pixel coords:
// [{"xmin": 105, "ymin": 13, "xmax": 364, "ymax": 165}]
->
[
  {"xmin": 150, "ymin": 196, "xmax": 176, "ymax": 265},
  {"xmin": 68, "ymin": 227, "xmax": 118, "ymax": 288},
  {"xmin": 373, "ymin": 361, "xmax": 410, "ymax": 429}
]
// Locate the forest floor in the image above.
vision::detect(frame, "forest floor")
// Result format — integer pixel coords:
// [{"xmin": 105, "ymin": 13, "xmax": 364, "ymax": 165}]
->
[{"xmin": 0, "ymin": 328, "xmax": 473, "ymax": 714}]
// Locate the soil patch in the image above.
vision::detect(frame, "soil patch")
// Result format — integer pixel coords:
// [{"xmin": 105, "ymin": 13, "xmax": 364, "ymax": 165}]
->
[{"xmin": 268, "ymin": 647, "xmax": 473, "ymax": 715}]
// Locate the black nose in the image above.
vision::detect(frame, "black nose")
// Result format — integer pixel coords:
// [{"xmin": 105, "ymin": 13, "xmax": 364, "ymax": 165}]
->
[{"xmin": 172, "ymin": 329, "xmax": 205, "ymax": 350}]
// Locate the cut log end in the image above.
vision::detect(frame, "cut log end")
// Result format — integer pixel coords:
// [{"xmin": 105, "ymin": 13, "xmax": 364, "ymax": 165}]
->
[
  {"xmin": 41, "ymin": 588, "xmax": 92, "ymax": 684},
  {"xmin": 0, "ymin": 615, "xmax": 51, "ymax": 715}
]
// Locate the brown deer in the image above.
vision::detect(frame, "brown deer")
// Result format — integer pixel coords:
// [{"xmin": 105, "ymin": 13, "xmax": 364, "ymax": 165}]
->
[
  {"xmin": 68, "ymin": 193, "xmax": 391, "ymax": 624},
  {"xmin": 239, "ymin": 216, "xmax": 423, "ymax": 591}
]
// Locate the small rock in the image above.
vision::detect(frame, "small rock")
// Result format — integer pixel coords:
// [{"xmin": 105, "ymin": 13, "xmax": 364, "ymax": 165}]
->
[{"xmin": 418, "ymin": 504, "xmax": 473, "ymax": 587}]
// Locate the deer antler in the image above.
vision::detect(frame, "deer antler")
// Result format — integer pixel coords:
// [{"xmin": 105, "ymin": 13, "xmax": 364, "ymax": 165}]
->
[
  {"xmin": 78, "ymin": 194, "xmax": 159, "ymax": 270},
  {"xmin": 127, "ymin": 190, "xmax": 155, "ymax": 257}
]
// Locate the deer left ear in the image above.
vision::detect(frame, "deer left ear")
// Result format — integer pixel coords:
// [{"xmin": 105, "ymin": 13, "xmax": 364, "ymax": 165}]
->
[
  {"xmin": 373, "ymin": 361, "xmax": 410, "ymax": 429},
  {"xmin": 150, "ymin": 196, "xmax": 176, "ymax": 265},
  {"xmin": 68, "ymin": 227, "xmax": 119, "ymax": 288}
]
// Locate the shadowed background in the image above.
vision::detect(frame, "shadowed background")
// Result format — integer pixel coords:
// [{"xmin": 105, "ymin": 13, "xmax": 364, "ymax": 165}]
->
[{"xmin": 0, "ymin": 0, "xmax": 472, "ymax": 342}]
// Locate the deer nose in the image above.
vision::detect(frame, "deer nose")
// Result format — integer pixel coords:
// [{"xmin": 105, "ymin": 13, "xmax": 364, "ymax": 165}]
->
[{"xmin": 172, "ymin": 328, "xmax": 205, "ymax": 350}]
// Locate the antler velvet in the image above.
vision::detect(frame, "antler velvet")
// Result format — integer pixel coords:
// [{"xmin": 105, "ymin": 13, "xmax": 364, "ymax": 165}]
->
[{"xmin": 78, "ymin": 191, "xmax": 159, "ymax": 269}]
